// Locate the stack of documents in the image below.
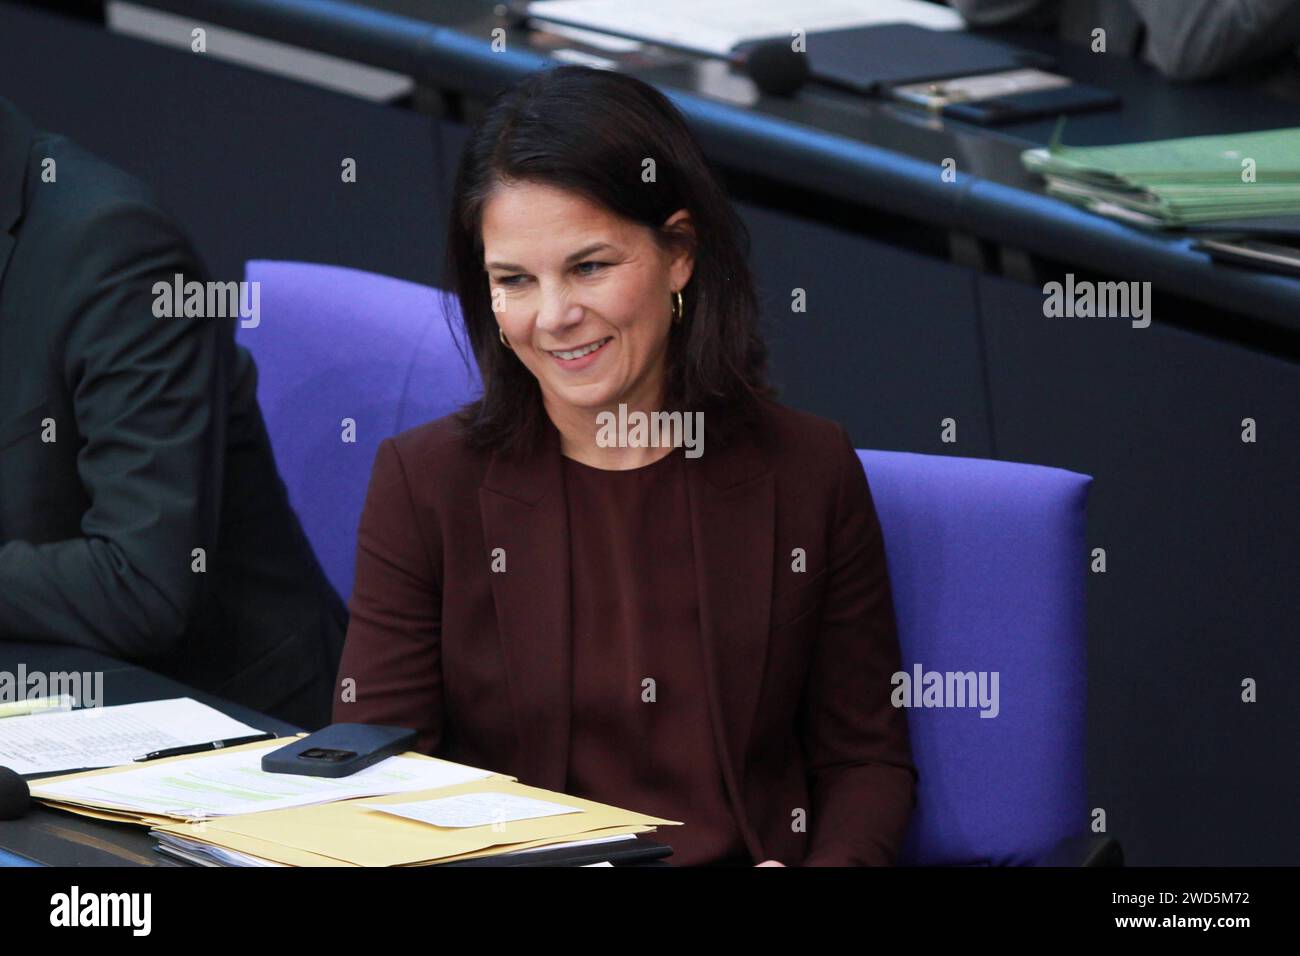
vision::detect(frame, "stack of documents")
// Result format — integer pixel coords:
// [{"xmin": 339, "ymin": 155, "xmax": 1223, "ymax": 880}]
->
[
  {"xmin": 1022, "ymin": 126, "xmax": 1300, "ymax": 228},
  {"xmin": 30, "ymin": 738, "xmax": 680, "ymax": 866},
  {"xmin": 0, "ymin": 697, "xmax": 265, "ymax": 775},
  {"xmin": 527, "ymin": 0, "xmax": 962, "ymax": 57}
]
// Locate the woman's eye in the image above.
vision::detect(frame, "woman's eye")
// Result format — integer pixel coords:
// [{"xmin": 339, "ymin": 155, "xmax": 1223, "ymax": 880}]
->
[{"xmin": 495, "ymin": 262, "xmax": 606, "ymax": 286}]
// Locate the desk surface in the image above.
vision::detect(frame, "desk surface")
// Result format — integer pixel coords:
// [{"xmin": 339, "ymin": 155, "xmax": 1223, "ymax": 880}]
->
[
  {"xmin": 0, "ymin": 644, "xmax": 674, "ymax": 867},
  {"xmin": 124, "ymin": 0, "xmax": 1300, "ymax": 337},
  {"xmin": 0, "ymin": 643, "xmax": 301, "ymax": 867}
]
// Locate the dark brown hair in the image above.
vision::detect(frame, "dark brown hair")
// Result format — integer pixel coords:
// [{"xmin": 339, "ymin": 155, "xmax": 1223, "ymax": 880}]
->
[{"xmin": 441, "ymin": 65, "xmax": 775, "ymax": 458}]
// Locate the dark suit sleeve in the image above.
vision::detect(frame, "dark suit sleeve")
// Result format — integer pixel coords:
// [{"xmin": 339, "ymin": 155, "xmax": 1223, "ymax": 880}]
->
[
  {"xmin": 797, "ymin": 425, "xmax": 917, "ymax": 866},
  {"xmin": 332, "ymin": 438, "xmax": 444, "ymax": 754},
  {"xmin": 0, "ymin": 199, "xmax": 222, "ymax": 656}
]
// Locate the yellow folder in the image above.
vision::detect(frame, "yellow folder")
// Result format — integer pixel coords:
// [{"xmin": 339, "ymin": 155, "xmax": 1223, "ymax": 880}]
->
[
  {"xmin": 31, "ymin": 736, "xmax": 681, "ymax": 865},
  {"xmin": 155, "ymin": 779, "xmax": 674, "ymax": 866}
]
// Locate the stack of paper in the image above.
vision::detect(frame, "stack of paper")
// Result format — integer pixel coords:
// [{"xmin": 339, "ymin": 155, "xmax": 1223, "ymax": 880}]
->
[
  {"xmin": 528, "ymin": 0, "xmax": 963, "ymax": 57},
  {"xmin": 1022, "ymin": 126, "xmax": 1300, "ymax": 228},
  {"xmin": 30, "ymin": 738, "xmax": 679, "ymax": 866},
  {"xmin": 30, "ymin": 738, "xmax": 498, "ymax": 820},
  {"xmin": 152, "ymin": 830, "xmax": 641, "ymax": 867},
  {"xmin": 150, "ymin": 782, "xmax": 674, "ymax": 866},
  {"xmin": 0, "ymin": 698, "xmax": 265, "ymax": 775}
]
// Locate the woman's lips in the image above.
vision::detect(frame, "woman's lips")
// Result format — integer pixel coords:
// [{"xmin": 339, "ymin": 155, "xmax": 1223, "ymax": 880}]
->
[{"xmin": 547, "ymin": 336, "xmax": 612, "ymax": 370}]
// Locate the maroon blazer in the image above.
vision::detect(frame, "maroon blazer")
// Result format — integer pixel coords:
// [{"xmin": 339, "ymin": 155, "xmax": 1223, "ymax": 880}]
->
[{"xmin": 333, "ymin": 397, "xmax": 917, "ymax": 865}]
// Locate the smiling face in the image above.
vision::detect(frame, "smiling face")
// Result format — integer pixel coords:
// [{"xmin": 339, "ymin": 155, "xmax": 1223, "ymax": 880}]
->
[{"xmin": 481, "ymin": 180, "xmax": 694, "ymax": 424}]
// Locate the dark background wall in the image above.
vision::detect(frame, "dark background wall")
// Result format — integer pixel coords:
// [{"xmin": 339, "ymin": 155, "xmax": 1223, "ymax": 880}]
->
[{"xmin": 2, "ymin": 2, "xmax": 1295, "ymax": 864}]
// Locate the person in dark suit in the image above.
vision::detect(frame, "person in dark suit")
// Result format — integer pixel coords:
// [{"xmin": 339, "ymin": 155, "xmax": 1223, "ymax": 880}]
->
[
  {"xmin": 334, "ymin": 66, "xmax": 917, "ymax": 866},
  {"xmin": 0, "ymin": 96, "xmax": 345, "ymax": 729},
  {"xmin": 950, "ymin": 0, "xmax": 1300, "ymax": 92}
]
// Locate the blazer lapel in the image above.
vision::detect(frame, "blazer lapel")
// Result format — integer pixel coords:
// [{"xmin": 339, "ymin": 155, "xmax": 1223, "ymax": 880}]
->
[
  {"xmin": 0, "ymin": 97, "xmax": 35, "ymax": 290},
  {"xmin": 478, "ymin": 419, "xmax": 573, "ymax": 792},
  {"xmin": 683, "ymin": 424, "xmax": 774, "ymax": 812}
]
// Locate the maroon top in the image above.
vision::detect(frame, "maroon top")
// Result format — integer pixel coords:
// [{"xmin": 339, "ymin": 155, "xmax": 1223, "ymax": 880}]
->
[
  {"xmin": 337, "ymin": 401, "xmax": 918, "ymax": 865},
  {"xmin": 562, "ymin": 447, "xmax": 751, "ymax": 866}
]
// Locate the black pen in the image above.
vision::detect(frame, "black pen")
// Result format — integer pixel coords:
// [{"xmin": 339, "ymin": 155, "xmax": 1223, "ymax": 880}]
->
[{"xmin": 134, "ymin": 731, "xmax": 277, "ymax": 762}]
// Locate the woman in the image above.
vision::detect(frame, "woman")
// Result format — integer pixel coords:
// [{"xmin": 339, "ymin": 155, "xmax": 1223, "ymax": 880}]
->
[{"xmin": 334, "ymin": 66, "xmax": 916, "ymax": 866}]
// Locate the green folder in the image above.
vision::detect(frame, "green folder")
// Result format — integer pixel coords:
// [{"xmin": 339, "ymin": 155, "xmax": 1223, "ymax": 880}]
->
[{"xmin": 1022, "ymin": 123, "xmax": 1300, "ymax": 227}]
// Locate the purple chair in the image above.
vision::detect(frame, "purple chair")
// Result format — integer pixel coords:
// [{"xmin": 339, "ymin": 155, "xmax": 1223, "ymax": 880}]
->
[
  {"xmin": 858, "ymin": 450, "xmax": 1094, "ymax": 866},
  {"xmin": 239, "ymin": 260, "xmax": 479, "ymax": 602},
  {"xmin": 242, "ymin": 261, "xmax": 1101, "ymax": 866}
]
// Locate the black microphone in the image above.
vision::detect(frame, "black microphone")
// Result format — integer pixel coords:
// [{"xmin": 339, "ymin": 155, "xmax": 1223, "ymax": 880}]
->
[
  {"xmin": 0, "ymin": 767, "xmax": 31, "ymax": 820},
  {"xmin": 498, "ymin": 0, "xmax": 532, "ymax": 29},
  {"xmin": 733, "ymin": 38, "xmax": 810, "ymax": 97}
]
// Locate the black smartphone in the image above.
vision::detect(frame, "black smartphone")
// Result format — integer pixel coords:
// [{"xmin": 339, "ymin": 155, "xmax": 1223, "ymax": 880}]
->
[{"xmin": 260, "ymin": 723, "xmax": 418, "ymax": 778}]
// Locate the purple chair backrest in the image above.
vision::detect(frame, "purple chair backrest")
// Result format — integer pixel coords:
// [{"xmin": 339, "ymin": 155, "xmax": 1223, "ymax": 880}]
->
[
  {"xmin": 859, "ymin": 449, "xmax": 1090, "ymax": 865},
  {"xmin": 241, "ymin": 262, "xmax": 1090, "ymax": 866},
  {"xmin": 239, "ymin": 260, "xmax": 479, "ymax": 601}
]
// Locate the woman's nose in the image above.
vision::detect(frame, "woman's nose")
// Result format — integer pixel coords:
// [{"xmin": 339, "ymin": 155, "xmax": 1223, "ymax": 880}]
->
[{"xmin": 535, "ymin": 290, "xmax": 585, "ymax": 333}]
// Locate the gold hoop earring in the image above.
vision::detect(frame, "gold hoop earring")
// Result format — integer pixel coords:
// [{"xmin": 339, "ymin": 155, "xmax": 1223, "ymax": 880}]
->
[
  {"xmin": 671, "ymin": 290, "xmax": 684, "ymax": 324},
  {"xmin": 498, "ymin": 326, "xmax": 512, "ymax": 349}
]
